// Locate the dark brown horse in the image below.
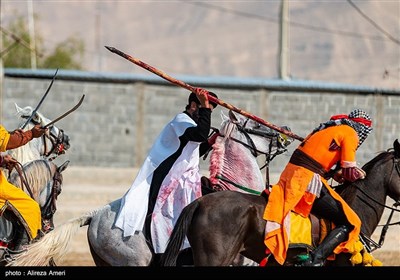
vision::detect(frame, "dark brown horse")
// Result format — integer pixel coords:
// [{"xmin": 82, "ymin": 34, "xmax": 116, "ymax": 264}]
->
[{"xmin": 161, "ymin": 139, "xmax": 400, "ymax": 266}]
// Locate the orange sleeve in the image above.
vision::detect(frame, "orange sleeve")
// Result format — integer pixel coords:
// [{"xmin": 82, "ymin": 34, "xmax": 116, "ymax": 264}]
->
[
  {"xmin": 338, "ymin": 126, "xmax": 358, "ymax": 167},
  {"xmin": 298, "ymin": 125, "xmax": 360, "ymax": 171},
  {"xmin": 6, "ymin": 130, "xmax": 33, "ymax": 150}
]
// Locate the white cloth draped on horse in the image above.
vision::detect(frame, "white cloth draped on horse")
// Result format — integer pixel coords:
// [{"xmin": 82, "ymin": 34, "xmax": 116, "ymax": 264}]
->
[{"xmin": 115, "ymin": 112, "xmax": 201, "ymax": 253}]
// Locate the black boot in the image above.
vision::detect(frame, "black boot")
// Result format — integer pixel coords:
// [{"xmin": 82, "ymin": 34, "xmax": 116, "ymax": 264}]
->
[
  {"xmin": 302, "ymin": 225, "xmax": 351, "ymax": 266},
  {"xmin": 12, "ymin": 228, "xmax": 30, "ymax": 252}
]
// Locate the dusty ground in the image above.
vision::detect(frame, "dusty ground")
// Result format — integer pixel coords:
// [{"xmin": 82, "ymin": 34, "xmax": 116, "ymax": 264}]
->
[{"xmin": 53, "ymin": 167, "xmax": 400, "ymax": 267}]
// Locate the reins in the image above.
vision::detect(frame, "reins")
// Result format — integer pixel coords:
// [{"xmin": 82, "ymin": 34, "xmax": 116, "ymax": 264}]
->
[
  {"xmin": 354, "ymin": 153, "xmax": 400, "ymax": 213},
  {"xmin": 19, "ymin": 116, "xmax": 67, "ymax": 162},
  {"xmin": 42, "ymin": 128, "xmax": 67, "ymax": 161},
  {"xmin": 8, "ymin": 161, "xmax": 35, "ymax": 198},
  {"xmin": 352, "ymin": 153, "xmax": 400, "ymax": 252},
  {"xmin": 7, "ymin": 160, "xmax": 62, "ymax": 220},
  {"xmin": 229, "ymin": 121, "xmax": 288, "ymax": 162}
]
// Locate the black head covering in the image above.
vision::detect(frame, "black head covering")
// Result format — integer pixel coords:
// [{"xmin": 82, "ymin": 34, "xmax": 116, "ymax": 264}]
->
[{"xmin": 188, "ymin": 91, "xmax": 219, "ymax": 109}]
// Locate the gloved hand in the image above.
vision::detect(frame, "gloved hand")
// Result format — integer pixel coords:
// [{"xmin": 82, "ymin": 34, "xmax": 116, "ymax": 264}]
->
[
  {"xmin": 31, "ymin": 124, "xmax": 47, "ymax": 138},
  {"xmin": 342, "ymin": 166, "xmax": 366, "ymax": 182},
  {"xmin": 0, "ymin": 154, "xmax": 18, "ymax": 173},
  {"xmin": 333, "ymin": 169, "xmax": 344, "ymax": 183}
]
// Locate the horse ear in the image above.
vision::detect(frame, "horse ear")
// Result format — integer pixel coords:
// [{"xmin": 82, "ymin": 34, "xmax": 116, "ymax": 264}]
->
[
  {"xmin": 15, "ymin": 105, "xmax": 33, "ymax": 117},
  {"xmin": 14, "ymin": 103, "xmax": 23, "ymax": 114},
  {"xmin": 229, "ymin": 110, "xmax": 239, "ymax": 123},
  {"xmin": 220, "ymin": 110, "xmax": 228, "ymax": 122},
  {"xmin": 394, "ymin": 139, "xmax": 400, "ymax": 158},
  {"xmin": 57, "ymin": 160, "xmax": 70, "ymax": 173}
]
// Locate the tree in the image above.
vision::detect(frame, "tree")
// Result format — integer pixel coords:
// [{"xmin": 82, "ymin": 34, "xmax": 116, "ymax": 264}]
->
[
  {"xmin": 1, "ymin": 14, "xmax": 84, "ymax": 70},
  {"xmin": 41, "ymin": 36, "xmax": 84, "ymax": 70}
]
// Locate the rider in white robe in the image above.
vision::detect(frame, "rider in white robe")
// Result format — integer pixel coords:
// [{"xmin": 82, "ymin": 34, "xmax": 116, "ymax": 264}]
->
[{"xmin": 115, "ymin": 89, "xmax": 218, "ymax": 254}]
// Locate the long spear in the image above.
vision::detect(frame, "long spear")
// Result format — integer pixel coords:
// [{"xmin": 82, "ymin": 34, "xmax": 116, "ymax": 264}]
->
[{"xmin": 105, "ymin": 46, "xmax": 304, "ymax": 142}]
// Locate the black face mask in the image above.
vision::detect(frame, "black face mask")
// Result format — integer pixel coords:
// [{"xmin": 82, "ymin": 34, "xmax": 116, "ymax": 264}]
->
[{"xmin": 192, "ymin": 107, "xmax": 200, "ymax": 123}]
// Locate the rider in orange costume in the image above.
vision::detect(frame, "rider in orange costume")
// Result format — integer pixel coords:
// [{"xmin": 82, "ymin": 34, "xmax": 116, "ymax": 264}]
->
[
  {"xmin": 263, "ymin": 109, "xmax": 372, "ymax": 266},
  {"xmin": 0, "ymin": 124, "xmax": 47, "ymax": 249}
]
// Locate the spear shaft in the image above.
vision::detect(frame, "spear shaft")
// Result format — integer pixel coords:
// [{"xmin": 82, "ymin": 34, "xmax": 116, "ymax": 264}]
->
[{"xmin": 105, "ymin": 46, "xmax": 304, "ymax": 141}]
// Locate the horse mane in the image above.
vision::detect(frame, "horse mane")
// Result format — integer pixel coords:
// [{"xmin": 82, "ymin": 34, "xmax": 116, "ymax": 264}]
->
[
  {"xmin": 9, "ymin": 159, "xmax": 55, "ymax": 201},
  {"xmin": 362, "ymin": 149, "xmax": 393, "ymax": 172},
  {"xmin": 209, "ymin": 136, "xmax": 226, "ymax": 186},
  {"xmin": 335, "ymin": 149, "xmax": 395, "ymax": 199},
  {"xmin": 208, "ymin": 113, "xmax": 266, "ymax": 193}
]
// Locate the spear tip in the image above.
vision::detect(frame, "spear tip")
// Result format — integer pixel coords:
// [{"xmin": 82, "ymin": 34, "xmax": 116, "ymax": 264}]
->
[{"xmin": 104, "ymin": 46, "xmax": 115, "ymax": 52}]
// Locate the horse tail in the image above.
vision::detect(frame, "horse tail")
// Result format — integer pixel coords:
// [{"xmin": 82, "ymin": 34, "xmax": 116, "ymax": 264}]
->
[
  {"xmin": 161, "ymin": 200, "xmax": 200, "ymax": 266},
  {"xmin": 7, "ymin": 207, "xmax": 105, "ymax": 266}
]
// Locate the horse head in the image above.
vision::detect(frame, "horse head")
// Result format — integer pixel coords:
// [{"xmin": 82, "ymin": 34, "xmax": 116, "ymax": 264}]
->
[
  {"xmin": 220, "ymin": 110, "xmax": 292, "ymax": 157},
  {"xmin": 209, "ymin": 110, "xmax": 292, "ymax": 194},
  {"xmin": 9, "ymin": 104, "xmax": 71, "ymax": 165}
]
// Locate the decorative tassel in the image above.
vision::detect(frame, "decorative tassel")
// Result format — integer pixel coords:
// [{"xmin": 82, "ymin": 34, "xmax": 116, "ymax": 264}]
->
[
  {"xmin": 362, "ymin": 251, "xmax": 373, "ymax": 265},
  {"xmin": 350, "ymin": 252, "xmax": 363, "ymax": 264},
  {"xmin": 259, "ymin": 248, "xmax": 271, "ymax": 266},
  {"xmin": 348, "ymin": 239, "xmax": 383, "ymax": 266}
]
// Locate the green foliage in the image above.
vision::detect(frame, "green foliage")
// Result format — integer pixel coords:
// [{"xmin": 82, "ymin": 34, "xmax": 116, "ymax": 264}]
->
[
  {"xmin": 2, "ymin": 14, "xmax": 85, "ymax": 70},
  {"xmin": 41, "ymin": 36, "xmax": 84, "ymax": 70}
]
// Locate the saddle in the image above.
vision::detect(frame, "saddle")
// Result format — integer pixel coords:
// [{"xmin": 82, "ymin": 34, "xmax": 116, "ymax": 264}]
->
[{"xmin": 0, "ymin": 202, "xmax": 54, "ymax": 265}]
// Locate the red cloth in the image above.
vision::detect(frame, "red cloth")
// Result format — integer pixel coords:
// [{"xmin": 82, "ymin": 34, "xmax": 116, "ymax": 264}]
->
[{"xmin": 330, "ymin": 114, "xmax": 372, "ymax": 127}]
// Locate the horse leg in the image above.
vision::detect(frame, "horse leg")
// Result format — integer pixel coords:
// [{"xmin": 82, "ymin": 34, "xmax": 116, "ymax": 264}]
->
[
  {"xmin": 189, "ymin": 216, "xmax": 241, "ymax": 266},
  {"xmin": 231, "ymin": 254, "xmax": 245, "ymax": 266},
  {"xmin": 49, "ymin": 257, "xmax": 57, "ymax": 266},
  {"xmin": 231, "ymin": 254, "xmax": 258, "ymax": 266},
  {"xmin": 88, "ymin": 235, "xmax": 111, "ymax": 266},
  {"xmin": 176, "ymin": 248, "xmax": 194, "ymax": 266},
  {"xmin": 191, "ymin": 239, "xmax": 240, "ymax": 266}
]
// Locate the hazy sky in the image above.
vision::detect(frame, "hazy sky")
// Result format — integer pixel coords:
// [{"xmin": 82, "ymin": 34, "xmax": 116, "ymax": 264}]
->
[{"xmin": 2, "ymin": 1, "xmax": 399, "ymax": 89}]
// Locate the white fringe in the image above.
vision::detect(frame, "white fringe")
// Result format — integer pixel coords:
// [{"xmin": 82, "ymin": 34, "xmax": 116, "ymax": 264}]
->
[{"xmin": 7, "ymin": 208, "xmax": 101, "ymax": 266}]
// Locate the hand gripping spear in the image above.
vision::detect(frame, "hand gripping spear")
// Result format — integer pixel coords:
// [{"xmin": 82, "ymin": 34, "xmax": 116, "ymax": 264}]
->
[{"xmin": 105, "ymin": 46, "xmax": 304, "ymax": 142}]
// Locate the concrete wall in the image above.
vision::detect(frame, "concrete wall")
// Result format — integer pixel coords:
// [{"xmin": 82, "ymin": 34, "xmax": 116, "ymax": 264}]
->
[{"xmin": 1, "ymin": 74, "xmax": 399, "ymax": 179}]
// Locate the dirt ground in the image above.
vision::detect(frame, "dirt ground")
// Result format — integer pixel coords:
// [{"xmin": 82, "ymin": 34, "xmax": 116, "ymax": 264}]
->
[{"xmin": 53, "ymin": 167, "xmax": 400, "ymax": 267}]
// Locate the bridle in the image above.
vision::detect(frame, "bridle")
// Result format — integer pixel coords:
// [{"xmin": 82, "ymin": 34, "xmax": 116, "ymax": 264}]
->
[
  {"xmin": 224, "ymin": 119, "xmax": 289, "ymax": 159},
  {"xmin": 41, "ymin": 168, "xmax": 62, "ymax": 220},
  {"xmin": 8, "ymin": 160, "xmax": 63, "ymax": 221},
  {"xmin": 22, "ymin": 114, "xmax": 70, "ymax": 161},
  {"xmin": 42, "ymin": 127, "xmax": 69, "ymax": 161},
  {"xmin": 217, "ymin": 118, "xmax": 291, "ymax": 188}
]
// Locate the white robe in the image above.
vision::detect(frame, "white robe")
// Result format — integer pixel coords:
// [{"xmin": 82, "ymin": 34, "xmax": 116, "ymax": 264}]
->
[{"xmin": 115, "ymin": 112, "xmax": 202, "ymax": 253}]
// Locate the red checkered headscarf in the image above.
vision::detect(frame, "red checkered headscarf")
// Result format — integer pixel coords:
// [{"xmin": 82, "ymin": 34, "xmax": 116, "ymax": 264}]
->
[{"xmin": 312, "ymin": 109, "xmax": 373, "ymax": 149}]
